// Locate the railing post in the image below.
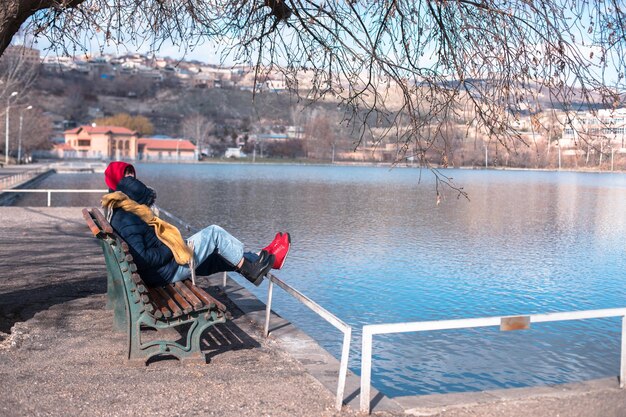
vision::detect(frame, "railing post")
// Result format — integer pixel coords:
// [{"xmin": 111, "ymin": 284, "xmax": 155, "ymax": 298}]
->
[
  {"xmin": 619, "ymin": 316, "xmax": 626, "ymax": 388},
  {"xmin": 360, "ymin": 326, "xmax": 373, "ymax": 414},
  {"xmin": 222, "ymin": 271, "xmax": 227, "ymax": 287},
  {"xmin": 264, "ymin": 278, "xmax": 274, "ymax": 337},
  {"xmin": 47, "ymin": 191, "xmax": 51, "ymax": 207},
  {"xmin": 335, "ymin": 326, "xmax": 351, "ymax": 411}
]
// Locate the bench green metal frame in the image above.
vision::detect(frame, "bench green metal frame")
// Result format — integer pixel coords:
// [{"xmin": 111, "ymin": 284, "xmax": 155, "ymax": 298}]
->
[{"xmin": 83, "ymin": 207, "xmax": 228, "ymax": 365}]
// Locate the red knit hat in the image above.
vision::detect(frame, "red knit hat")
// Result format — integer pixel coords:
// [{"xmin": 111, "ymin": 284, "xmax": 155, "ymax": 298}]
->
[{"xmin": 104, "ymin": 161, "xmax": 135, "ymax": 190}]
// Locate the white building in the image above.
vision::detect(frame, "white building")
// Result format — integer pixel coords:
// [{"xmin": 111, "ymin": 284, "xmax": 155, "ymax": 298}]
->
[{"xmin": 562, "ymin": 108, "xmax": 626, "ymax": 151}]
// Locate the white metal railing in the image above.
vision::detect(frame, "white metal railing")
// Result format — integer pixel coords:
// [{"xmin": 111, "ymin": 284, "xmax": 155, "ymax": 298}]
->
[
  {"xmin": 221, "ymin": 270, "xmax": 352, "ymax": 411},
  {"xmin": 360, "ymin": 307, "xmax": 626, "ymax": 414},
  {"xmin": 0, "ymin": 168, "xmax": 51, "ymax": 190},
  {"xmin": 0, "ymin": 189, "xmax": 107, "ymax": 206}
]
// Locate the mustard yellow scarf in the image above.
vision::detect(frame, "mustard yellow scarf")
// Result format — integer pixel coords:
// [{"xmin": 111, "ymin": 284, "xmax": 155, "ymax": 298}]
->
[{"xmin": 101, "ymin": 192, "xmax": 192, "ymax": 265}]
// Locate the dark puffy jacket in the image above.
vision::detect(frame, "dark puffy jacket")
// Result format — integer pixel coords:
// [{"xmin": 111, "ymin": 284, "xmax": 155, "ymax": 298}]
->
[{"xmin": 110, "ymin": 176, "xmax": 178, "ymax": 287}]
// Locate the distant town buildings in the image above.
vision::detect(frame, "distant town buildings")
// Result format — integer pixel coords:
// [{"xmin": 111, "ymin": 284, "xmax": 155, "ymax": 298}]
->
[
  {"xmin": 138, "ymin": 138, "xmax": 196, "ymax": 161},
  {"xmin": 9, "ymin": 46, "xmax": 626, "ymax": 167},
  {"xmin": 562, "ymin": 108, "xmax": 626, "ymax": 151},
  {"xmin": 61, "ymin": 125, "xmax": 139, "ymax": 160},
  {"xmin": 60, "ymin": 126, "xmax": 198, "ymax": 161},
  {"xmin": 39, "ymin": 51, "xmax": 294, "ymax": 91},
  {"xmin": 2, "ymin": 45, "xmax": 41, "ymax": 66}
]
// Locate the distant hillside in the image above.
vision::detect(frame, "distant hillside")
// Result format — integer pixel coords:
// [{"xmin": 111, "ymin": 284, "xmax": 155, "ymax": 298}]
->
[{"xmin": 33, "ymin": 68, "xmax": 314, "ymax": 138}]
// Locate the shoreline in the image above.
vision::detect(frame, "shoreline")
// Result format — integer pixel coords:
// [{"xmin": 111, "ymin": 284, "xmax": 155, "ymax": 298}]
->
[{"xmin": 135, "ymin": 158, "xmax": 626, "ymax": 174}]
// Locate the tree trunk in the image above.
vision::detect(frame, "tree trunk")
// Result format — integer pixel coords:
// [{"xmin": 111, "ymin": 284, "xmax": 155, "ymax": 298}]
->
[{"xmin": 0, "ymin": 0, "xmax": 86, "ymax": 57}]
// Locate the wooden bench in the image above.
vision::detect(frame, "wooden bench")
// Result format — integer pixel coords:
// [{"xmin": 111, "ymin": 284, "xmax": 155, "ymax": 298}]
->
[{"xmin": 82, "ymin": 207, "xmax": 229, "ymax": 365}]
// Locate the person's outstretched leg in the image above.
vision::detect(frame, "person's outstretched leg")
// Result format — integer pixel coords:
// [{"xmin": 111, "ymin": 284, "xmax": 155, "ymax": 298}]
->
[
  {"xmin": 170, "ymin": 225, "xmax": 274, "ymax": 286},
  {"xmin": 171, "ymin": 225, "xmax": 244, "ymax": 283},
  {"xmin": 196, "ymin": 249, "xmax": 237, "ymax": 276},
  {"xmin": 238, "ymin": 250, "xmax": 274, "ymax": 286}
]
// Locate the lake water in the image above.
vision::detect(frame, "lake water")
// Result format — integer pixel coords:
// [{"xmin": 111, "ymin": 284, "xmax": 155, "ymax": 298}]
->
[{"xmin": 20, "ymin": 164, "xmax": 626, "ymax": 398}]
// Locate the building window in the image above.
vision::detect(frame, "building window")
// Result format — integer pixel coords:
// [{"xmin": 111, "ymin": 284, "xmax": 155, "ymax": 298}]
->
[{"xmin": 78, "ymin": 140, "xmax": 90, "ymax": 147}]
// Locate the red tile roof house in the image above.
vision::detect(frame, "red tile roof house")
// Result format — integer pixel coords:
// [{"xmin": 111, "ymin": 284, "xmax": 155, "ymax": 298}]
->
[
  {"xmin": 60, "ymin": 125, "xmax": 139, "ymax": 160},
  {"xmin": 137, "ymin": 138, "xmax": 197, "ymax": 161},
  {"xmin": 58, "ymin": 126, "xmax": 197, "ymax": 161}
]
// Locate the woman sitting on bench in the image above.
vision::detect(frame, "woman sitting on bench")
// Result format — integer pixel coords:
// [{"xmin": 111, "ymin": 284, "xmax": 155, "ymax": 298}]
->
[{"xmin": 101, "ymin": 161, "xmax": 290, "ymax": 288}]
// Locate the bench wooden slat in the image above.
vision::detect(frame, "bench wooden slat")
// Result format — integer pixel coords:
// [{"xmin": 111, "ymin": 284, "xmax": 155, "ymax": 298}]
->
[
  {"xmin": 174, "ymin": 281, "xmax": 203, "ymax": 310},
  {"xmin": 183, "ymin": 280, "xmax": 226, "ymax": 312},
  {"xmin": 164, "ymin": 285, "xmax": 193, "ymax": 314},
  {"xmin": 91, "ymin": 207, "xmax": 113, "ymax": 234},
  {"xmin": 147, "ymin": 288, "xmax": 173, "ymax": 318},
  {"xmin": 145, "ymin": 302, "xmax": 163, "ymax": 319},
  {"xmin": 155, "ymin": 287, "xmax": 183, "ymax": 316},
  {"xmin": 82, "ymin": 209, "xmax": 101, "ymax": 236}
]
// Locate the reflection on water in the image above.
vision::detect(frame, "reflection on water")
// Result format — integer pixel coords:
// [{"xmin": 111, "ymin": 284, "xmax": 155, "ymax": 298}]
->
[{"xmin": 19, "ymin": 164, "xmax": 626, "ymax": 397}]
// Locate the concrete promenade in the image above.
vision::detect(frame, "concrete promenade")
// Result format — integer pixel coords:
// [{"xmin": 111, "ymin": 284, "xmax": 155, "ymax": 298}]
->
[{"xmin": 1, "ymin": 206, "xmax": 626, "ymax": 416}]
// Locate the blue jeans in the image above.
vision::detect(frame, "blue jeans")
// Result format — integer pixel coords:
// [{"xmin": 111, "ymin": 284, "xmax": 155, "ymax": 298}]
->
[{"xmin": 171, "ymin": 225, "xmax": 244, "ymax": 283}]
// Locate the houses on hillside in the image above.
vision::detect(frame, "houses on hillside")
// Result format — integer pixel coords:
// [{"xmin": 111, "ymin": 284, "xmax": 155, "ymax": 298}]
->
[{"xmin": 39, "ymin": 51, "xmax": 292, "ymax": 91}]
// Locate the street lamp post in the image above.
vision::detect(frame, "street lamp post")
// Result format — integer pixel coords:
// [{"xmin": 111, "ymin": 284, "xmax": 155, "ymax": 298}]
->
[
  {"xmin": 4, "ymin": 91, "xmax": 18, "ymax": 164},
  {"xmin": 18, "ymin": 105, "xmax": 32, "ymax": 164},
  {"xmin": 484, "ymin": 144, "xmax": 488, "ymax": 168}
]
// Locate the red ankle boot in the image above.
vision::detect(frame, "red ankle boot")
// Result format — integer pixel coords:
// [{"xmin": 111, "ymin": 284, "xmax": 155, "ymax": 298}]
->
[
  {"xmin": 268, "ymin": 232, "xmax": 290, "ymax": 269},
  {"xmin": 263, "ymin": 232, "xmax": 283, "ymax": 253}
]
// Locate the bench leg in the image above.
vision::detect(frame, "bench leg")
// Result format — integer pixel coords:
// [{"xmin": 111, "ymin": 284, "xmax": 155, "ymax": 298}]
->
[
  {"xmin": 128, "ymin": 321, "xmax": 149, "ymax": 365},
  {"xmin": 180, "ymin": 312, "xmax": 226, "ymax": 364},
  {"xmin": 112, "ymin": 277, "xmax": 127, "ymax": 333},
  {"xmin": 128, "ymin": 319, "xmax": 201, "ymax": 365},
  {"xmin": 105, "ymin": 270, "xmax": 113, "ymax": 310},
  {"xmin": 127, "ymin": 313, "xmax": 227, "ymax": 365}
]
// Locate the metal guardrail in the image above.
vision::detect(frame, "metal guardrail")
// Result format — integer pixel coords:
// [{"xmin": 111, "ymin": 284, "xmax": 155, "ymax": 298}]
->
[
  {"xmin": 0, "ymin": 168, "xmax": 51, "ymax": 190},
  {"xmin": 221, "ymin": 269, "xmax": 352, "ymax": 411},
  {"xmin": 0, "ymin": 189, "xmax": 107, "ymax": 206},
  {"xmin": 263, "ymin": 272, "xmax": 352, "ymax": 411},
  {"xmin": 360, "ymin": 307, "xmax": 626, "ymax": 414}
]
